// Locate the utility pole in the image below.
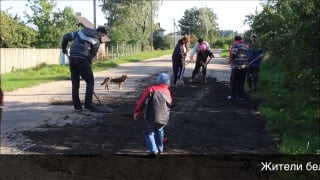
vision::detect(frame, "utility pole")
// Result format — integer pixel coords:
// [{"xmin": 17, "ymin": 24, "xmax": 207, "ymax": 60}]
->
[
  {"xmin": 93, "ymin": 0, "xmax": 96, "ymax": 29},
  {"xmin": 150, "ymin": 0, "xmax": 153, "ymax": 51},
  {"xmin": 173, "ymin": 19, "xmax": 176, "ymax": 48}
]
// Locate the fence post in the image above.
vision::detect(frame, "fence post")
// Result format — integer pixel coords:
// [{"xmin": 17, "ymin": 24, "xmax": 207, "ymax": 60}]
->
[
  {"xmin": 116, "ymin": 43, "xmax": 119, "ymax": 58},
  {"xmin": 111, "ymin": 46, "xmax": 114, "ymax": 60},
  {"xmin": 106, "ymin": 46, "xmax": 109, "ymax": 60}
]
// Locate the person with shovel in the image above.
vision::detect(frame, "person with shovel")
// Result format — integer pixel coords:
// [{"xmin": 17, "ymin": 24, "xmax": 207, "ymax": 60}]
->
[
  {"xmin": 246, "ymin": 34, "xmax": 265, "ymax": 92},
  {"xmin": 189, "ymin": 38, "xmax": 214, "ymax": 83},
  {"xmin": 61, "ymin": 26, "xmax": 107, "ymax": 112},
  {"xmin": 172, "ymin": 36, "xmax": 189, "ymax": 88},
  {"xmin": 227, "ymin": 35, "xmax": 248, "ymax": 101}
]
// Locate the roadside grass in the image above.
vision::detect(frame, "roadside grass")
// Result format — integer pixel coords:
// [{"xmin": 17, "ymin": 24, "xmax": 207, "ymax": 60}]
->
[
  {"xmin": 220, "ymin": 49, "xmax": 229, "ymax": 58},
  {"xmin": 219, "ymin": 45, "xmax": 319, "ymax": 154},
  {"xmin": 2, "ymin": 49, "xmax": 172, "ymax": 92},
  {"xmin": 252, "ymin": 56, "xmax": 320, "ymax": 154}
]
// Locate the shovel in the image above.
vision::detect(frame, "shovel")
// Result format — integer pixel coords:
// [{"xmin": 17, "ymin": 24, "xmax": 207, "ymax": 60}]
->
[
  {"xmin": 241, "ymin": 54, "xmax": 264, "ymax": 69},
  {"xmin": 195, "ymin": 56, "xmax": 213, "ymax": 80},
  {"xmin": 93, "ymin": 91, "xmax": 114, "ymax": 113}
]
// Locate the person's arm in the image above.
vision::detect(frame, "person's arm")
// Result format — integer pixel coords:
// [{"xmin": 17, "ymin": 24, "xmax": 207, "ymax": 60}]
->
[
  {"xmin": 61, "ymin": 31, "xmax": 77, "ymax": 55},
  {"xmin": 88, "ymin": 42, "xmax": 100, "ymax": 62},
  {"xmin": 134, "ymin": 87, "xmax": 154, "ymax": 120},
  {"xmin": 205, "ymin": 41, "xmax": 211, "ymax": 51},
  {"xmin": 189, "ymin": 43, "xmax": 198, "ymax": 61}
]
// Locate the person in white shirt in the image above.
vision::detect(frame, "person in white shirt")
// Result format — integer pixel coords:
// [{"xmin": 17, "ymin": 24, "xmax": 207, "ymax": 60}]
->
[{"xmin": 189, "ymin": 38, "xmax": 213, "ymax": 83}]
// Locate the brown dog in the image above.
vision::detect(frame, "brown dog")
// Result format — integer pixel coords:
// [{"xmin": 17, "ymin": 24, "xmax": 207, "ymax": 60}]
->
[{"xmin": 100, "ymin": 75, "xmax": 129, "ymax": 90}]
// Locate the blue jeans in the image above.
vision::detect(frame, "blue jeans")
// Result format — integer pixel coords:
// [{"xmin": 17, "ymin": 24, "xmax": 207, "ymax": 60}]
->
[{"xmin": 144, "ymin": 121, "xmax": 165, "ymax": 154}]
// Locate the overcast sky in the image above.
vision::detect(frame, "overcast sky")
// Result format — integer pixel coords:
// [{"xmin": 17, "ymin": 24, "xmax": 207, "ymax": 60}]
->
[{"xmin": 1, "ymin": 0, "xmax": 263, "ymax": 34}]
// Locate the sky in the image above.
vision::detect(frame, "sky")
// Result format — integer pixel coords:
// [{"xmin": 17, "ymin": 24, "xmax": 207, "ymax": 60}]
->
[{"xmin": 1, "ymin": 0, "xmax": 263, "ymax": 34}]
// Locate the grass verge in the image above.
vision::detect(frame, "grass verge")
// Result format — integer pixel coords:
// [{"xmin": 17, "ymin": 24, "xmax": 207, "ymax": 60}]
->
[{"xmin": 2, "ymin": 49, "xmax": 172, "ymax": 92}]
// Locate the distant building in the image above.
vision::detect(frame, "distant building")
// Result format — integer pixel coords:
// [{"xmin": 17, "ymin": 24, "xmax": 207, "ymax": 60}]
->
[{"xmin": 155, "ymin": 23, "xmax": 166, "ymax": 37}]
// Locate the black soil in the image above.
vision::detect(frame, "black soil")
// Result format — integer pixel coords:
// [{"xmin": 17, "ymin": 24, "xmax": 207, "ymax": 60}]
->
[{"xmin": 1, "ymin": 75, "xmax": 279, "ymax": 179}]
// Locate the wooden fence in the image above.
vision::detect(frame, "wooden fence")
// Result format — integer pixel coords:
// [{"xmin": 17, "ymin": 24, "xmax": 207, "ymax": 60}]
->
[
  {"xmin": 0, "ymin": 48, "xmax": 62, "ymax": 74},
  {"xmin": 0, "ymin": 43, "xmax": 140, "ymax": 74}
]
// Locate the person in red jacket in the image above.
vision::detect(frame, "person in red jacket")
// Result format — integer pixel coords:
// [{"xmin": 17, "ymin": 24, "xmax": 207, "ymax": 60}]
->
[{"xmin": 134, "ymin": 73, "xmax": 173, "ymax": 156}]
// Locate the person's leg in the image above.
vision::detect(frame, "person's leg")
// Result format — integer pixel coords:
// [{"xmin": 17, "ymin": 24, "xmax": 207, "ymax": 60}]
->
[
  {"xmin": 177, "ymin": 62, "xmax": 184, "ymax": 81},
  {"xmin": 192, "ymin": 63, "xmax": 201, "ymax": 80},
  {"xmin": 69, "ymin": 58, "xmax": 82, "ymax": 110},
  {"xmin": 154, "ymin": 123, "xmax": 165, "ymax": 153},
  {"xmin": 252, "ymin": 67, "xmax": 260, "ymax": 91},
  {"xmin": 144, "ymin": 121, "xmax": 158, "ymax": 155},
  {"xmin": 230, "ymin": 69, "xmax": 238, "ymax": 100},
  {"xmin": 202, "ymin": 64, "xmax": 207, "ymax": 82},
  {"xmin": 229, "ymin": 68, "xmax": 234, "ymax": 88},
  {"xmin": 178, "ymin": 61, "xmax": 185, "ymax": 80},
  {"xmin": 238, "ymin": 69, "xmax": 247, "ymax": 99},
  {"xmin": 172, "ymin": 61, "xmax": 179, "ymax": 85},
  {"xmin": 247, "ymin": 67, "xmax": 253, "ymax": 91},
  {"xmin": 78, "ymin": 59, "xmax": 94, "ymax": 108}
]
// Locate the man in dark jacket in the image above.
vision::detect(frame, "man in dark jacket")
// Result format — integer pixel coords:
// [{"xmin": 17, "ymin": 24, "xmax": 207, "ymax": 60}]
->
[
  {"xmin": 171, "ymin": 36, "xmax": 189, "ymax": 86},
  {"xmin": 134, "ymin": 73, "xmax": 172, "ymax": 156},
  {"xmin": 61, "ymin": 26, "xmax": 107, "ymax": 112},
  {"xmin": 247, "ymin": 34, "xmax": 265, "ymax": 92}
]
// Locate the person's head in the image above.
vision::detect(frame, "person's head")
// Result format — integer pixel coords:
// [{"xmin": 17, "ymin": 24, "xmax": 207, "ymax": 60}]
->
[
  {"xmin": 96, "ymin": 26, "xmax": 107, "ymax": 38},
  {"xmin": 250, "ymin": 34, "xmax": 257, "ymax": 41},
  {"xmin": 234, "ymin": 35, "xmax": 242, "ymax": 41},
  {"xmin": 156, "ymin": 73, "xmax": 170, "ymax": 86},
  {"xmin": 198, "ymin": 38, "xmax": 204, "ymax": 44},
  {"xmin": 182, "ymin": 35, "xmax": 190, "ymax": 44}
]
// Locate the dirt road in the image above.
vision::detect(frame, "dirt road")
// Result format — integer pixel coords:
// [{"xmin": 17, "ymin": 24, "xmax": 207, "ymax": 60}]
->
[{"xmin": 0, "ymin": 50, "xmax": 278, "ymax": 179}]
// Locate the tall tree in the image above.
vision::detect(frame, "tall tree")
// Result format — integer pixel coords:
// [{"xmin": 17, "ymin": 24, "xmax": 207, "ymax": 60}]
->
[
  {"xmin": 244, "ymin": 0, "xmax": 320, "ymax": 153},
  {"xmin": 178, "ymin": 7, "xmax": 218, "ymax": 44},
  {"xmin": 0, "ymin": 11, "xmax": 37, "ymax": 48},
  {"xmin": 100, "ymin": 0, "xmax": 160, "ymax": 50},
  {"xmin": 25, "ymin": 0, "xmax": 80, "ymax": 48}
]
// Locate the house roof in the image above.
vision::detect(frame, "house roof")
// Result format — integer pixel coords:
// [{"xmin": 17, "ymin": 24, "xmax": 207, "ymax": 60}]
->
[
  {"xmin": 157, "ymin": 27, "xmax": 166, "ymax": 32},
  {"xmin": 75, "ymin": 13, "xmax": 110, "ymax": 42},
  {"xmin": 76, "ymin": 15, "xmax": 94, "ymax": 29}
]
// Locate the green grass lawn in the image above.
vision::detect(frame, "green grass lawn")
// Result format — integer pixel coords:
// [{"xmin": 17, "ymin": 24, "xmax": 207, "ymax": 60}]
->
[{"xmin": 1, "ymin": 49, "xmax": 172, "ymax": 92}]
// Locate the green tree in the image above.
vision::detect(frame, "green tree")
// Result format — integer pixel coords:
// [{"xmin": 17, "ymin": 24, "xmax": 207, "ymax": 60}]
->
[
  {"xmin": 100, "ymin": 0, "xmax": 160, "ymax": 50},
  {"xmin": 0, "ymin": 11, "xmax": 37, "ymax": 48},
  {"xmin": 245, "ymin": 0, "xmax": 320, "ymax": 154},
  {"xmin": 153, "ymin": 34, "xmax": 173, "ymax": 50},
  {"xmin": 178, "ymin": 7, "xmax": 218, "ymax": 44},
  {"xmin": 25, "ymin": 0, "xmax": 80, "ymax": 48}
]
